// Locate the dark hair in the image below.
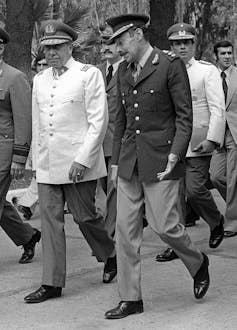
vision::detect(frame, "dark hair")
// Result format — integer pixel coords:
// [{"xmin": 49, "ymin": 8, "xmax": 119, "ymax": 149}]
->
[{"xmin": 214, "ymin": 40, "xmax": 233, "ymax": 57}]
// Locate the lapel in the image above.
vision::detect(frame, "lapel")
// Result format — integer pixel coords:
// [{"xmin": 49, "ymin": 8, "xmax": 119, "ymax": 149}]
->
[
  {"xmin": 0, "ymin": 61, "xmax": 5, "ymax": 89},
  {"xmin": 100, "ymin": 62, "xmax": 107, "ymax": 85},
  {"xmin": 106, "ymin": 71, "xmax": 117, "ymax": 92},
  {"xmin": 226, "ymin": 66, "xmax": 237, "ymax": 109},
  {"xmin": 124, "ymin": 64, "xmax": 135, "ymax": 87},
  {"xmin": 134, "ymin": 48, "xmax": 160, "ymax": 86}
]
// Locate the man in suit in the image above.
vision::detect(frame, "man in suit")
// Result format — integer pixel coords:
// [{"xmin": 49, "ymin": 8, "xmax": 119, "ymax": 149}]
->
[
  {"xmin": 105, "ymin": 14, "xmax": 210, "ymax": 319},
  {"xmin": 24, "ymin": 20, "xmax": 116, "ymax": 304},
  {"xmin": 0, "ymin": 27, "xmax": 41, "ymax": 264},
  {"xmin": 156, "ymin": 23, "xmax": 226, "ymax": 262},
  {"xmin": 97, "ymin": 34, "xmax": 123, "ymax": 239},
  {"xmin": 210, "ymin": 40, "xmax": 237, "ymax": 237}
]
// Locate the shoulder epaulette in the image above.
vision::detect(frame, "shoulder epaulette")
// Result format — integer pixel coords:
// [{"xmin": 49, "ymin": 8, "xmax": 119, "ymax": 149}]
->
[
  {"xmin": 162, "ymin": 50, "xmax": 178, "ymax": 62},
  {"xmin": 81, "ymin": 64, "xmax": 93, "ymax": 72},
  {"xmin": 198, "ymin": 60, "xmax": 212, "ymax": 65}
]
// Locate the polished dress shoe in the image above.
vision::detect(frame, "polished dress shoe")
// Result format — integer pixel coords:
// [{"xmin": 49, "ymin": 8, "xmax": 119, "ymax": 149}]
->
[
  {"xmin": 105, "ymin": 300, "xmax": 143, "ymax": 319},
  {"xmin": 193, "ymin": 253, "xmax": 209, "ymax": 299},
  {"xmin": 24, "ymin": 285, "xmax": 62, "ymax": 303},
  {"xmin": 103, "ymin": 255, "xmax": 117, "ymax": 283},
  {"xmin": 209, "ymin": 216, "xmax": 224, "ymax": 248},
  {"xmin": 19, "ymin": 229, "xmax": 41, "ymax": 264},
  {"xmin": 224, "ymin": 230, "xmax": 237, "ymax": 238},
  {"xmin": 156, "ymin": 247, "xmax": 179, "ymax": 262}
]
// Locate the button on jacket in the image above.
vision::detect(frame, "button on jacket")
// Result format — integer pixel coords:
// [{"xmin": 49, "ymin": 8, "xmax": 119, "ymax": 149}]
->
[{"xmin": 32, "ymin": 57, "xmax": 108, "ymax": 184}]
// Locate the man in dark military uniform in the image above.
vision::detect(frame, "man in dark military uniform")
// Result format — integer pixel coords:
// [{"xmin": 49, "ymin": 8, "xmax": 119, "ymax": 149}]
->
[
  {"xmin": 104, "ymin": 14, "xmax": 210, "ymax": 319},
  {"xmin": 0, "ymin": 27, "xmax": 41, "ymax": 264}
]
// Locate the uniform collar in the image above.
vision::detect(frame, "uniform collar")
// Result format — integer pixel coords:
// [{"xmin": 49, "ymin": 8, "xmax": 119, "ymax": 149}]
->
[
  {"xmin": 137, "ymin": 44, "xmax": 153, "ymax": 69},
  {"xmin": 186, "ymin": 57, "xmax": 196, "ymax": 68}
]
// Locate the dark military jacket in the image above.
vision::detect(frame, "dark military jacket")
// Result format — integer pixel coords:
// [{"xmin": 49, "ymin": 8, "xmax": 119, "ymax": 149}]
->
[
  {"xmin": 0, "ymin": 61, "xmax": 31, "ymax": 167},
  {"xmin": 111, "ymin": 47, "xmax": 193, "ymax": 182}
]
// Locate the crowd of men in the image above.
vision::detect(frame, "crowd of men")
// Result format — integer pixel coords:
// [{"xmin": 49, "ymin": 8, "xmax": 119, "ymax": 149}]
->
[{"xmin": 0, "ymin": 12, "xmax": 236, "ymax": 320}]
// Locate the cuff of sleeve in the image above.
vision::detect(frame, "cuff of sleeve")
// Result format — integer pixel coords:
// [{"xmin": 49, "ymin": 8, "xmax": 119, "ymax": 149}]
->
[{"xmin": 12, "ymin": 154, "xmax": 27, "ymax": 164}]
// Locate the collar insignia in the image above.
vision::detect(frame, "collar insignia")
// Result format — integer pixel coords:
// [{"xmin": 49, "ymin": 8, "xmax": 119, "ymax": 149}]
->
[{"xmin": 152, "ymin": 53, "xmax": 159, "ymax": 65}]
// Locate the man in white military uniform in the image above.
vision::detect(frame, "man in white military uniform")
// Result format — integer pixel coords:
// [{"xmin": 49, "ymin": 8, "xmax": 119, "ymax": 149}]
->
[
  {"xmin": 24, "ymin": 20, "xmax": 116, "ymax": 303},
  {"xmin": 156, "ymin": 23, "xmax": 226, "ymax": 262}
]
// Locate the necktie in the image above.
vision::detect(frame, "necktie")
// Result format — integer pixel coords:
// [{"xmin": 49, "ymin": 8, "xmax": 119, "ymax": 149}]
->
[
  {"xmin": 132, "ymin": 62, "xmax": 141, "ymax": 82},
  {"xmin": 106, "ymin": 65, "xmax": 113, "ymax": 85},
  {"xmin": 221, "ymin": 71, "xmax": 228, "ymax": 103}
]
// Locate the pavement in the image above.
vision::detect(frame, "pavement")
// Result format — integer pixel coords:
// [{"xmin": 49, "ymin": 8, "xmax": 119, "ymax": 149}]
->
[{"xmin": 1, "ymin": 189, "xmax": 237, "ymax": 330}]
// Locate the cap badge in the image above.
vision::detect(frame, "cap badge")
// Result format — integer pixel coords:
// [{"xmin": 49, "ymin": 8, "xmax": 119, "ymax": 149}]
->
[
  {"xmin": 45, "ymin": 24, "xmax": 56, "ymax": 35},
  {"xmin": 178, "ymin": 30, "xmax": 186, "ymax": 36}
]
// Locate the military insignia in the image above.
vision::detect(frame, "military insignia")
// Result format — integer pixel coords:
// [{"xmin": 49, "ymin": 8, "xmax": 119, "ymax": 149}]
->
[
  {"xmin": 152, "ymin": 54, "xmax": 159, "ymax": 65},
  {"xmin": 199, "ymin": 60, "xmax": 212, "ymax": 65},
  {"xmin": 178, "ymin": 30, "xmax": 186, "ymax": 36},
  {"xmin": 45, "ymin": 24, "xmax": 56, "ymax": 35}
]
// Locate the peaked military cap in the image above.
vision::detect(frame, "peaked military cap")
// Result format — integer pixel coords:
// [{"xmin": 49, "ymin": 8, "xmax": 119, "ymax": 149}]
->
[
  {"xmin": 40, "ymin": 20, "xmax": 78, "ymax": 45},
  {"xmin": 167, "ymin": 23, "xmax": 195, "ymax": 41},
  {"xmin": 0, "ymin": 27, "xmax": 10, "ymax": 44},
  {"xmin": 106, "ymin": 14, "xmax": 149, "ymax": 42},
  {"xmin": 100, "ymin": 33, "xmax": 114, "ymax": 45}
]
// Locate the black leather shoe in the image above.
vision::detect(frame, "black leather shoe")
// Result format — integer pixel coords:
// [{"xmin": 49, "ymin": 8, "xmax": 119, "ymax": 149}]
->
[
  {"xmin": 209, "ymin": 216, "xmax": 224, "ymax": 248},
  {"xmin": 24, "ymin": 285, "xmax": 62, "ymax": 303},
  {"xmin": 193, "ymin": 253, "xmax": 210, "ymax": 299},
  {"xmin": 103, "ymin": 255, "xmax": 117, "ymax": 283},
  {"xmin": 19, "ymin": 229, "xmax": 41, "ymax": 264},
  {"xmin": 105, "ymin": 300, "xmax": 143, "ymax": 319},
  {"xmin": 156, "ymin": 247, "xmax": 179, "ymax": 262},
  {"xmin": 224, "ymin": 230, "xmax": 237, "ymax": 238}
]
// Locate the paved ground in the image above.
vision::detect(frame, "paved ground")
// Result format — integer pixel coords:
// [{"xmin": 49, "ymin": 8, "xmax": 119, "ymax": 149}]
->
[{"xmin": 1, "ymin": 189, "xmax": 237, "ymax": 329}]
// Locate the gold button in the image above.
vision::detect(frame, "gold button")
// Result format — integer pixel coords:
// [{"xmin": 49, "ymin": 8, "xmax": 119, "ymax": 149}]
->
[
  {"xmin": 49, "ymin": 132, "xmax": 53, "ymax": 136},
  {"xmin": 122, "ymin": 100, "xmax": 125, "ymax": 105},
  {"xmin": 135, "ymin": 116, "xmax": 140, "ymax": 121},
  {"xmin": 50, "ymin": 112, "xmax": 53, "ymax": 116},
  {"xmin": 150, "ymin": 90, "xmax": 154, "ymax": 93},
  {"xmin": 168, "ymin": 140, "xmax": 171, "ymax": 144},
  {"xmin": 49, "ymin": 123, "xmax": 53, "ymax": 126},
  {"xmin": 50, "ymin": 94, "xmax": 54, "ymax": 97},
  {"xmin": 134, "ymin": 103, "xmax": 138, "ymax": 108},
  {"xmin": 50, "ymin": 104, "xmax": 54, "ymax": 107},
  {"xmin": 133, "ymin": 90, "xmax": 137, "ymax": 94},
  {"xmin": 136, "ymin": 129, "xmax": 140, "ymax": 134}
]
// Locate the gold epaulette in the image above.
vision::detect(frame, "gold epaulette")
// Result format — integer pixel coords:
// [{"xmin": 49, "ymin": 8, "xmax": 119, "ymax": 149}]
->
[
  {"xmin": 81, "ymin": 64, "xmax": 93, "ymax": 72},
  {"xmin": 198, "ymin": 60, "xmax": 212, "ymax": 65}
]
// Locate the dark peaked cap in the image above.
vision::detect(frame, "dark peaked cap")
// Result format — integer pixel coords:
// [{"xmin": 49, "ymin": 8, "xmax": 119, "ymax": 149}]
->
[
  {"xmin": 40, "ymin": 20, "xmax": 78, "ymax": 45},
  {"xmin": 0, "ymin": 27, "xmax": 10, "ymax": 44},
  {"xmin": 106, "ymin": 14, "xmax": 149, "ymax": 42},
  {"xmin": 167, "ymin": 23, "xmax": 195, "ymax": 40}
]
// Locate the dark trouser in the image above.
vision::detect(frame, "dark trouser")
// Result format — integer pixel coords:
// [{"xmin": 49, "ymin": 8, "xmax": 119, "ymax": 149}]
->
[
  {"xmin": 38, "ymin": 180, "xmax": 115, "ymax": 288},
  {"xmin": 184, "ymin": 156, "xmax": 222, "ymax": 231},
  {"xmin": 0, "ymin": 140, "xmax": 35, "ymax": 246},
  {"xmin": 100, "ymin": 156, "xmax": 117, "ymax": 238}
]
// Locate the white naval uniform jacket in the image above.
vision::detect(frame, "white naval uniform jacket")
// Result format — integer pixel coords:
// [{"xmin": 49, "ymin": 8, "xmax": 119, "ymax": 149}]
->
[
  {"xmin": 186, "ymin": 57, "xmax": 225, "ymax": 157},
  {"xmin": 32, "ymin": 57, "xmax": 108, "ymax": 184}
]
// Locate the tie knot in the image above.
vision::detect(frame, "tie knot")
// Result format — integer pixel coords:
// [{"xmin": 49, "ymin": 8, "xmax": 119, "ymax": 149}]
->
[
  {"xmin": 108, "ymin": 65, "xmax": 113, "ymax": 73},
  {"xmin": 221, "ymin": 71, "xmax": 226, "ymax": 79}
]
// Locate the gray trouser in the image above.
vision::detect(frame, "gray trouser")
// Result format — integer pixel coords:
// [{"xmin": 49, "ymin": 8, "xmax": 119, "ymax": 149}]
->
[
  {"xmin": 38, "ymin": 180, "xmax": 115, "ymax": 288},
  {"xmin": 116, "ymin": 173, "xmax": 203, "ymax": 301}
]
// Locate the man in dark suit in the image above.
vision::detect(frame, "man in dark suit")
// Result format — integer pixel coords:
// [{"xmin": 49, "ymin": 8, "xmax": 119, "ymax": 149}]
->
[
  {"xmin": 97, "ymin": 34, "xmax": 122, "ymax": 240},
  {"xmin": 210, "ymin": 40, "xmax": 237, "ymax": 237},
  {"xmin": 104, "ymin": 14, "xmax": 210, "ymax": 319},
  {"xmin": 0, "ymin": 27, "xmax": 40, "ymax": 264}
]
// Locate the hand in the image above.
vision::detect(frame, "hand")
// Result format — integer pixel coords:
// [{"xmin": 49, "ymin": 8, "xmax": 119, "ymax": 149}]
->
[
  {"xmin": 11, "ymin": 162, "xmax": 25, "ymax": 180},
  {"xmin": 69, "ymin": 161, "xmax": 86, "ymax": 183},
  {"xmin": 111, "ymin": 165, "xmax": 118, "ymax": 189},
  {"xmin": 193, "ymin": 140, "xmax": 216, "ymax": 154},
  {"xmin": 157, "ymin": 153, "xmax": 178, "ymax": 181}
]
